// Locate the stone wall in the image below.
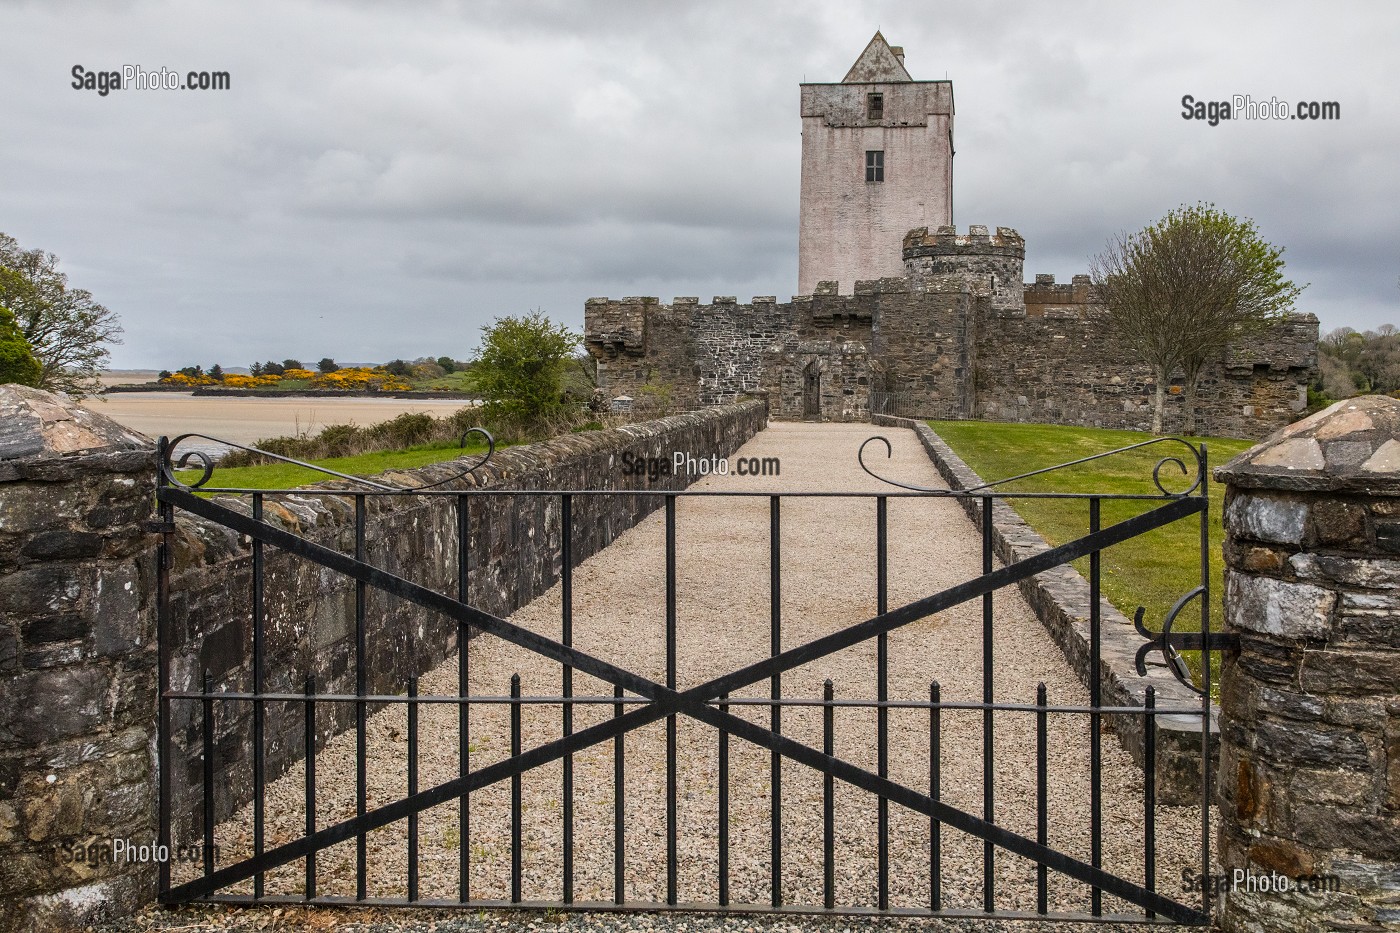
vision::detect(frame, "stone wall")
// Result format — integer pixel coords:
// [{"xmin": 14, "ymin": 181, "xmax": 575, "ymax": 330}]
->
[
  {"xmin": 0, "ymin": 388, "xmax": 767, "ymax": 931},
  {"xmin": 1215, "ymin": 396, "xmax": 1400, "ymax": 931},
  {"xmin": 873, "ymin": 413, "xmax": 1213, "ymax": 804},
  {"xmin": 585, "ymin": 291, "xmax": 878, "ymax": 422},
  {"xmin": 0, "ymin": 387, "xmax": 159, "ymax": 933},
  {"xmin": 977, "ymin": 273, "xmax": 1319, "ymax": 438},
  {"xmin": 587, "ymin": 226, "xmax": 1319, "ymax": 440}
]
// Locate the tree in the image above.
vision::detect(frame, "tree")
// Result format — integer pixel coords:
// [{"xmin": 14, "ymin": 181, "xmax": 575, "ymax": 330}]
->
[
  {"xmin": 282, "ymin": 358, "xmax": 303, "ymax": 372},
  {"xmin": 384, "ymin": 358, "xmax": 412, "ymax": 378},
  {"xmin": 209, "ymin": 363, "xmax": 224, "ymax": 380},
  {"xmin": 472, "ymin": 311, "xmax": 581, "ymax": 422},
  {"xmin": 250, "ymin": 361, "xmax": 264, "ymax": 377},
  {"xmin": 1090, "ymin": 203, "xmax": 1304, "ymax": 434},
  {"xmin": 262, "ymin": 360, "xmax": 284, "ymax": 376},
  {"xmin": 0, "ymin": 232, "xmax": 122, "ymax": 397},
  {"xmin": 436, "ymin": 356, "xmax": 457, "ymax": 374},
  {"xmin": 318, "ymin": 357, "xmax": 338, "ymax": 373},
  {"xmin": 0, "ymin": 306, "xmax": 41, "ymax": 387}
]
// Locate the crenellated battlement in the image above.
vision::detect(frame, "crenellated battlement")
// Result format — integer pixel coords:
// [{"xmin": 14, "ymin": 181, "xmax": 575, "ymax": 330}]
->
[
  {"xmin": 901, "ymin": 224, "xmax": 1026, "ymax": 315},
  {"xmin": 902, "ymin": 224, "xmax": 1026, "ymax": 259}
]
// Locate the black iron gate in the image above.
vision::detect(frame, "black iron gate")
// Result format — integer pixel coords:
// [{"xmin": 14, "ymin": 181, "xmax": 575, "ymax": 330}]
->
[{"xmin": 153, "ymin": 432, "xmax": 1228, "ymax": 924}]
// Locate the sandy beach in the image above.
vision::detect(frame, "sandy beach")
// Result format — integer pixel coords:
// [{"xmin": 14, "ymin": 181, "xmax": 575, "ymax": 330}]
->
[{"xmin": 81, "ymin": 391, "xmax": 476, "ymax": 453}]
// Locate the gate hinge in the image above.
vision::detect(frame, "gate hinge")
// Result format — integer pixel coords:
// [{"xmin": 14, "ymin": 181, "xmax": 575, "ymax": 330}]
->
[
  {"xmin": 142, "ymin": 519, "xmax": 177, "ymax": 535},
  {"xmin": 1134, "ymin": 586, "xmax": 1240, "ymax": 695}
]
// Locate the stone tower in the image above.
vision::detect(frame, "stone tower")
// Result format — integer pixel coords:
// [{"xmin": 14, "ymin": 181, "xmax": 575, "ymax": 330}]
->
[{"xmin": 797, "ymin": 32, "xmax": 954, "ymax": 295}]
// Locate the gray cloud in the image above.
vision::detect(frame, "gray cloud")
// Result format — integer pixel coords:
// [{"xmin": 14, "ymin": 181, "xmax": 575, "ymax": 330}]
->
[{"xmin": 1, "ymin": 0, "xmax": 1396, "ymax": 369}]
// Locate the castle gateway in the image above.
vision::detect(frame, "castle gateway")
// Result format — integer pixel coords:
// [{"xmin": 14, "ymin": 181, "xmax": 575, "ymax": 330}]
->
[{"xmin": 584, "ymin": 36, "xmax": 1317, "ymax": 438}]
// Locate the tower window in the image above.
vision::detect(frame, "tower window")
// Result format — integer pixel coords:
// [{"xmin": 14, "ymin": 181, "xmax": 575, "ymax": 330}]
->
[
  {"xmin": 867, "ymin": 92, "xmax": 883, "ymax": 120},
  {"xmin": 865, "ymin": 150, "xmax": 884, "ymax": 182}
]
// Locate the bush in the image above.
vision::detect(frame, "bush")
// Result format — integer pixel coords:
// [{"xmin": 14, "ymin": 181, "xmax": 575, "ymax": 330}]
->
[
  {"xmin": 0, "ymin": 306, "xmax": 41, "ymax": 387},
  {"xmin": 368, "ymin": 412, "xmax": 436, "ymax": 448},
  {"xmin": 472, "ymin": 311, "xmax": 581, "ymax": 422}
]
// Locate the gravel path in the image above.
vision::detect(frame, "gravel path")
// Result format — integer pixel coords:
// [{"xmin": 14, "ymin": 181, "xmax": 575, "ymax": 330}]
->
[{"xmin": 112, "ymin": 422, "xmax": 1208, "ymax": 931}]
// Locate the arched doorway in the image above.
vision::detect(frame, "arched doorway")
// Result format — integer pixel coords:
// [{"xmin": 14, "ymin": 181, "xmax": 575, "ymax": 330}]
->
[{"xmin": 802, "ymin": 358, "xmax": 822, "ymax": 420}]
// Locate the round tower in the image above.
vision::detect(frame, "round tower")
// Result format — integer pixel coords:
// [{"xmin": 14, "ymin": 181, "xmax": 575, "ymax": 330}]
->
[{"xmin": 902, "ymin": 225, "xmax": 1026, "ymax": 315}]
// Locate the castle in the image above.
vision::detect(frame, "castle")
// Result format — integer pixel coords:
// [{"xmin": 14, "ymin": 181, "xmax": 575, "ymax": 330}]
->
[{"xmin": 584, "ymin": 35, "xmax": 1318, "ymax": 438}]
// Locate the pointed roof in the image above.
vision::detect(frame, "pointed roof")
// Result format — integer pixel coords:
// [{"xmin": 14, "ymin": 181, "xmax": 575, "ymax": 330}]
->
[{"xmin": 842, "ymin": 31, "xmax": 913, "ymax": 83}]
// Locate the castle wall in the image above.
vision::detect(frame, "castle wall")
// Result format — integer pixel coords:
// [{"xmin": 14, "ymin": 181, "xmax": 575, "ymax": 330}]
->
[
  {"xmin": 868, "ymin": 274, "xmax": 982, "ymax": 418},
  {"xmin": 585, "ymin": 226, "xmax": 1319, "ymax": 440},
  {"xmin": 584, "ymin": 290, "xmax": 877, "ymax": 422},
  {"xmin": 974, "ymin": 274, "xmax": 1318, "ymax": 437},
  {"xmin": 797, "ymin": 80, "xmax": 953, "ymax": 295}
]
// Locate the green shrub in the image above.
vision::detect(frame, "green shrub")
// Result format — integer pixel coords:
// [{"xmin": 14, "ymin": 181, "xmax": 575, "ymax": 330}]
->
[{"xmin": 0, "ymin": 307, "xmax": 41, "ymax": 387}]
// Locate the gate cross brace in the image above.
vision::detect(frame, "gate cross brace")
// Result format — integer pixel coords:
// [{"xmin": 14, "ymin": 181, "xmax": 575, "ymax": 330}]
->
[{"xmin": 159, "ymin": 487, "xmax": 1207, "ymax": 924}]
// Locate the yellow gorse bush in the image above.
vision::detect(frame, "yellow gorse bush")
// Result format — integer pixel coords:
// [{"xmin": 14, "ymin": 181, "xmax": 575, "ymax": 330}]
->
[{"xmin": 310, "ymin": 367, "xmax": 411, "ymax": 392}]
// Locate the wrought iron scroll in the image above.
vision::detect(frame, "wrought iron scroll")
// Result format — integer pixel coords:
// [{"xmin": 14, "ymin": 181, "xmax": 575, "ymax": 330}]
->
[
  {"xmin": 158, "ymin": 427, "xmax": 495, "ymax": 493},
  {"xmin": 857, "ymin": 434, "xmax": 1205, "ymax": 498}
]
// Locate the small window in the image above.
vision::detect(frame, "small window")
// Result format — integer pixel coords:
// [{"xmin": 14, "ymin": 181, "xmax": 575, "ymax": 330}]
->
[
  {"xmin": 867, "ymin": 92, "xmax": 883, "ymax": 120},
  {"xmin": 865, "ymin": 150, "xmax": 884, "ymax": 182}
]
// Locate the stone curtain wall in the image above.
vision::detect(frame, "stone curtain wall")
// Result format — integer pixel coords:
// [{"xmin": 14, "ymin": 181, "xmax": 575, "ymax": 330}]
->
[
  {"xmin": 0, "ymin": 388, "xmax": 159, "ymax": 933},
  {"xmin": 977, "ymin": 276, "xmax": 1318, "ymax": 437},
  {"xmin": 585, "ymin": 226, "xmax": 1319, "ymax": 439},
  {"xmin": 1215, "ymin": 396, "xmax": 1400, "ymax": 932},
  {"xmin": 586, "ymin": 291, "xmax": 880, "ymax": 422},
  {"xmin": 0, "ymin": 388, "xmax": 765, "ymax": 932},
  {"xmin": 874, "ymin": 413, "xmax": 1212, "ymax": 804}
]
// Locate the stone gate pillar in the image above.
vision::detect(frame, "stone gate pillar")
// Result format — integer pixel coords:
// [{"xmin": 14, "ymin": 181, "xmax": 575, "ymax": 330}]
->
[
  {"xmin": 1215, "ymin": 396, "xmax": 1400, "ymax": 932},
  {"xmin": 0, "ymin": 386, "xmax": 158, "ymax": 933}
]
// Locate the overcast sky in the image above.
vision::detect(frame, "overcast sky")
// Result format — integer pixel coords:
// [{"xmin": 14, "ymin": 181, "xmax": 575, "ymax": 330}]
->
[{"xmin": 2, "ymin": 0, "xmax": 1396, "ymax": 369}]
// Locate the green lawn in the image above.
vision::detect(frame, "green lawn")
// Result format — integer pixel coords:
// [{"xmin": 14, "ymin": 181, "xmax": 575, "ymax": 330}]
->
[
  {"xmin": 176, "ymin": 440, "xmax": 494, "ymax": 491},
  {"xmin": 928, "ymin": 420, "xmax": 1256, "ymax": 689}
]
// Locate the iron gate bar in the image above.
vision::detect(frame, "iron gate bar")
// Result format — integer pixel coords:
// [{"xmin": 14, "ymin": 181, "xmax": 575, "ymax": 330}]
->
[
  {"xmin": 929, "ymin": 680, "xmax": 942, "ymax": 911},
  {"xmin": 876, "ymin": 495, "xmax": 889, "ymax": 912},
  {"xmin": 769, "ymin": 494, "xmax": 782, "ymax": 908},
  {"xmin": 980, "ymin": 494, "xmax": 994, "ymax": 912},
  {"xmin": 455, "ymin": 495, "xmax": 470, "ymax": 903},
  {"xmin": 1090, "ymin": 497, "xmax": 1103, "ymax": 915},
  {"xmin": 162, "ymin": 690, "xmax": 1203, "ymax": 715},
  {"xmin": 189, "ymin": 893, "xmax": 1184, "ymax": 924},
  {"xmin": 251, "ymin": 493, "xmax": 265, "ymax": 899},
  {"xmin": 561, "ymin": 493, "xmax": 574, "ymax": 903},
  {"xmin": 158, "ymin": 485, "xmax": 1206, "ymax": 923}
]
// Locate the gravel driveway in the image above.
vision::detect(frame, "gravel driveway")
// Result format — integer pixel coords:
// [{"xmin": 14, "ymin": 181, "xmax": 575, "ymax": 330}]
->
[{"xmin": 111, "ymin": 421, "xmax": 1209, "ymax": 932}]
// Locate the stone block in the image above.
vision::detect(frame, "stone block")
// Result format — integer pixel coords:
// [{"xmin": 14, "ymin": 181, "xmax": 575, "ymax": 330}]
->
[
  {"xmin": 1226, "ymin": 572, "xmax": 1335, "ymax": 638},
  {"xmin": 19, "ymin": 531, "xmax": 103, "ymax": 561},
  {"xmin": 1290, "ymin": 552, "xmax": 1400, "ymax": 589},
  {"xmin": 1312, "ymin": 498, "xmax": 1370, "ymax": 547},
  {"xmin": 1293, "ymin": 805, "xmax": 1400, "ymax": 860},
  {"xmin": 1299, "ymin": 648, "xmax": 1400, "ymax": 695},
  {"xmin": 1252, "ymin": 718, "xmax": 1372, "ymax": 771},
  {"xmin": 0, "ymin": 667, "xmax": 111, "ymax": 745},
  {"xmin": 1228, "ymin": 493, "xmax": 1307, "ymax": 545}
]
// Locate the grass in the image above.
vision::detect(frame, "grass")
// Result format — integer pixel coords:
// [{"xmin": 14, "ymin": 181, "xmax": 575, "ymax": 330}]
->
[
  {"xmin": 928, "ymin": 420, "xmax": 1256, "ymax": 691},
  {"xmin": 178, "ymin": 439, "xmax": 494, "ymax": 491}
]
